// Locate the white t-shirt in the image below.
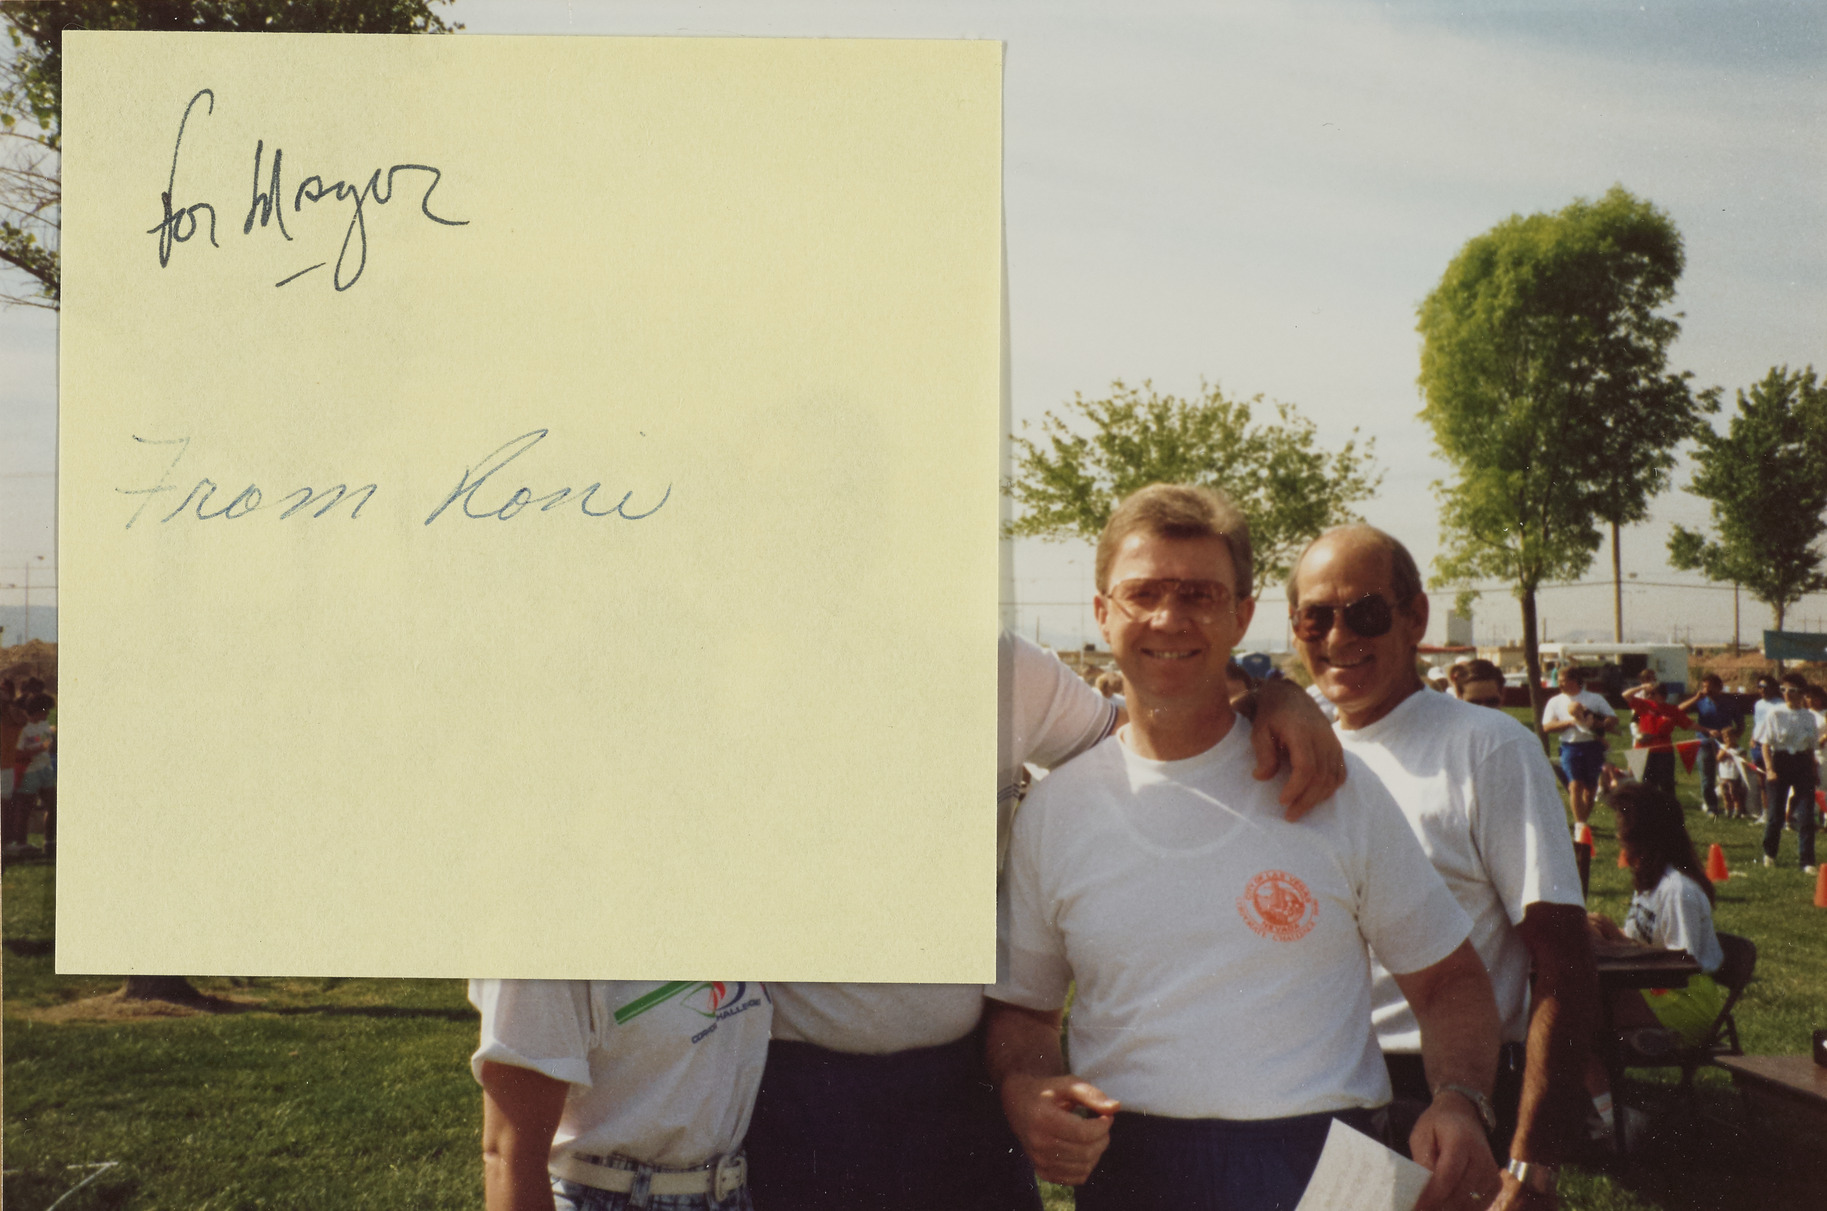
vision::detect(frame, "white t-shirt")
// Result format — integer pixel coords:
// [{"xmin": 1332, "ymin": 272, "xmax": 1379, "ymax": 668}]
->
[
  {"xmin": 1753, "ymin": 703, "xmax": 1819, "ymax": 755},
  {"xmin": 470, "ymin": 979, "xmax": 772, "ymax": 1169},
  {"xmin": 1543, "ymin": 690, "xmax": 1615, "ymax": 744},
  {"xmin": 1623, "ymin": 868, "xmax": 1723, "ymax": 975},
  {"xmin": 770, "ymin": 631, "xmax": 1119, "ymax": 1054},
  {"xmin": 992, "ymin": 717, "xmax": 1471, "ymax": 1120},
  {"xmin": 1337, "ymin": 690, "xmax": 1586, "ymax": 1050},
  {"xmin": 17, "ymin": 719, "xmax": 52, "ymax": 773}
]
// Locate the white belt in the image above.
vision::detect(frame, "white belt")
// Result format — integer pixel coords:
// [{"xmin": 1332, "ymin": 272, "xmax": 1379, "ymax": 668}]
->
[{"xmin": 551, "ymin": 1152, "xmax": 746, "ymax": 1201}]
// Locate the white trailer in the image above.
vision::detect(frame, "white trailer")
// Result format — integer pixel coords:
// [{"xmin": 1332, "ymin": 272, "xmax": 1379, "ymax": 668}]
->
[{"xmin": 1537, "ymin": 643, "xmax": 1689, "ymax": 695}]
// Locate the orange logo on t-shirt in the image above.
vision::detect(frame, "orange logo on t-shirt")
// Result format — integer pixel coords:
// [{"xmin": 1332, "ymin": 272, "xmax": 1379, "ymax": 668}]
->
[{"xmin": 1237, "ymin": 870, "xmax": 1319, "ymax": 941}]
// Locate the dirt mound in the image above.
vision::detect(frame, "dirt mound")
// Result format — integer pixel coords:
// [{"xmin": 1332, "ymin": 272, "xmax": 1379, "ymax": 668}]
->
[{"xmin": 26, "ymin": 987, "xmax": 259, "ymax": 1023}]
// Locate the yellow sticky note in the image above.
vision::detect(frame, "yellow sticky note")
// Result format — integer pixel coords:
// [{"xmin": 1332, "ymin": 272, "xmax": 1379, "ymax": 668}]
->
[{"xmin": 58, "ymin": 33, "xmax": 1002, "ymax": 980}]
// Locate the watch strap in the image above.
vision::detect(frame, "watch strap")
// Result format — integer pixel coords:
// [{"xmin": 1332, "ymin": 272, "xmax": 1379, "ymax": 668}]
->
[{"xmin": 1432, "ymin": 1081, "xmax": 1497, "ymax": 1132}]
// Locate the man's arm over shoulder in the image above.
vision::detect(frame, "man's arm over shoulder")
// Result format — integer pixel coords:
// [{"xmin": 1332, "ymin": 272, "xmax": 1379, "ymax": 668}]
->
[
  {"xmin": 1003, "ymin": 631, "xmax": 1119, "ymax": 773},
  {"xmin": 1237, "ymin": 676, "xmax": 1346, "ymax": 820}
]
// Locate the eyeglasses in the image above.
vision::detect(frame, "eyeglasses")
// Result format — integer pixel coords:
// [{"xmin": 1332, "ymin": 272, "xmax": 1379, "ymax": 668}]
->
[
  {"xmin": 1104, "ymin": 577, "xmax": 1235, "ymax": 623},
  {"xmin": 1290, "ymin": 594, "xmax": 1393, "ymax": 642}
]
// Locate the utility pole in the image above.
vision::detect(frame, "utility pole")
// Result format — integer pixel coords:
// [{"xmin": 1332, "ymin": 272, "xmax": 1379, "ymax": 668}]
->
[
  {"xmin": 1732, "ymin": 582, "xmax": 1740, "ymax": 654},
  {"xmin": 1611, "ymin": 522, "xmax": 1623, "ymax": 642}
]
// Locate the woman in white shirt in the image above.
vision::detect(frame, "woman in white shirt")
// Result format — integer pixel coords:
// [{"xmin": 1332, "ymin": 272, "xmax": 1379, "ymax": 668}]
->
[{"xmin": 1590, "ymin": 782, "xmax": 1726, "ymax": 1043}]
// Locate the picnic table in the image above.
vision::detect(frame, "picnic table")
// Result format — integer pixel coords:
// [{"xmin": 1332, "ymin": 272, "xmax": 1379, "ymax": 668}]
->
[{"xmin": 1713, "ymin": 1054, "xmax": 1827, "ymax": 1138}]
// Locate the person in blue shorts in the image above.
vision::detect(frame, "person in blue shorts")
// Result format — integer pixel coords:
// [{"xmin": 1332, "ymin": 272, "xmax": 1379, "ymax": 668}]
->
[{"xmin": 1542, "ymin": 668, "xmax": 1616, "ymax": 827}]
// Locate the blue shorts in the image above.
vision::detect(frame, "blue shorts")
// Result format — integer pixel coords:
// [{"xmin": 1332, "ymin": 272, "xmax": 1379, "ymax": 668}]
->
[
  {"xmin": 1076, "ymin": 1107, "xmax": 1381, "ymax": 1211},
  {"xmin": 1560, "ymin": 740, "xmax": 1607, "ymax": 788},
  {"xmin": 19, "ymin": 767, "xmax": 54, "ymax": 796}
]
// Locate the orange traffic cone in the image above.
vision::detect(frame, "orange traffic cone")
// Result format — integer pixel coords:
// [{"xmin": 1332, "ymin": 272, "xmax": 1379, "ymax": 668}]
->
[
  {"xmin": 1574, "ymin": 823, "xmax": 1593, "ymax": 847},
  {"xmin": 1706, "ymin": 843, "xmax": 1730, "ymax": 882},
  {"xmin": 1618, "ymin": 845, "xmax": 1630, "ymax": 869},
  {"xmin": 1814, "ymin": 865, "xmax": 1827, "ymax": 910}
]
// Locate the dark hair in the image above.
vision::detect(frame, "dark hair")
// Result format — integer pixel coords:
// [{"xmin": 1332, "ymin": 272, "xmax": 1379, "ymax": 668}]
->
[
  {"xmin": 1462, "ymin": 658, "xmax": 1502, "ymax": 683},
  {"xmin": 1560, "ymin": 666, "xmax": 1586, "ymax": 684},
  {"xmin": 24, "ymin": 692, "xmax": 54, "ymax": 715},
  {"xmin": 1781, "ymin": 672, "xmax": 1809, "ymax": 692},
  {"xmin": 1608, "ymin": 781, "xmax": 1714, "ymax": 904}
]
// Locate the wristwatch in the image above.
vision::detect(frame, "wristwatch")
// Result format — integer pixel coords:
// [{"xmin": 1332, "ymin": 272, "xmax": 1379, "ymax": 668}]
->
[
  {"xmin": 1507, "ymin": 1158, "xmax": 1558, "ymax": 1195},
  {"xmin": 1432, "ymin": 1082, "xmax": 1498, "ymax": 1133}
]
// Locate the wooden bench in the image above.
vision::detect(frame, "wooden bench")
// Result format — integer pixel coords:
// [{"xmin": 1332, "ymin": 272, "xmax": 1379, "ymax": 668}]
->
[{"xmin": 1714, "ymin": 1055, "xmax": 1827, "ymax": 1137}]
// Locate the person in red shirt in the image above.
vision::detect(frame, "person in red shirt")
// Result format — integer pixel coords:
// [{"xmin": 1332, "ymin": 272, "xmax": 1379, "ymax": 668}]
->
[{"xmin": 1622, "ymin": 679, "xmax": 1693, "ymax": 798}]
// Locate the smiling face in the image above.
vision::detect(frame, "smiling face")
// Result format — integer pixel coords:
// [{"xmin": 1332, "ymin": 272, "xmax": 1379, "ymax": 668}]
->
[
  {"xmin": 1095, "ymin": 530, "xmax": 1255, "ymax": 741},
  {"xmin": 1289, "ymin": 531, "xmax": 1428, "ymax": 729}
]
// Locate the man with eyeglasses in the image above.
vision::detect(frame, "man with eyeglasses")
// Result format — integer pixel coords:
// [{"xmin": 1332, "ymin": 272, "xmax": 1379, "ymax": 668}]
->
[
  {"xmin": 745, "ymin": 630, "xmax": 1348, "ymax": 1211},
  {"xmin": 986, "ymin": 486, "xmax": 1500, "ymax": 1211},
  {"xmin": 1288, "ymin": 525, "xmax": 1595, "ymax": 1211}
]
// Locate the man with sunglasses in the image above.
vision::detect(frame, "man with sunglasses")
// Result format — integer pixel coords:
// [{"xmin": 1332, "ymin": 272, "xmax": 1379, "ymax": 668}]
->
[
  {"xmin": 987, "ymin": 486, "xmax": 1500, "ymax": 1211},
  {"xmin": 1289, "ymin": 526, "xmax": 1595, "ymax": 1211}
]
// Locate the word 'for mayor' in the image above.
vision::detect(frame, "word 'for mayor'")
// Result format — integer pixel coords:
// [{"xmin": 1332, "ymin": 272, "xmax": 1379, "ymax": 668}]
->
[
  {"xmin": 148, "ymin": 88, "xmax": 468, "ymax": 291},
  {"xmin": 118, "ymin": 431, "xmax": 672, "ymax": 528}
]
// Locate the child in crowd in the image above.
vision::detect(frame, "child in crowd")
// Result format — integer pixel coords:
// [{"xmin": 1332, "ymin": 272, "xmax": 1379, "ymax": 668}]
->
[{"xmin": 1584, "ymin": 782, "xmax": 1725, "ymax": 1139}]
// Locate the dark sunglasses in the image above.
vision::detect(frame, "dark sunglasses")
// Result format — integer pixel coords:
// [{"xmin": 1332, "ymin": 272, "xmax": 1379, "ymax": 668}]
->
[{"xmin": 1290, "ymin": 594, "xmax": 1394, "ymax": 642}]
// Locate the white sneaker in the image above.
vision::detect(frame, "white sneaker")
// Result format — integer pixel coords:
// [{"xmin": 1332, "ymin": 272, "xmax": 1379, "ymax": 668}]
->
[
  {"xmin": 1762, "ymin": 855, "xmax": 1775, "ymax": 868},
  {"xmin": 1806, "ymin": 865, "xmax": 1819, "ymax": 875}
]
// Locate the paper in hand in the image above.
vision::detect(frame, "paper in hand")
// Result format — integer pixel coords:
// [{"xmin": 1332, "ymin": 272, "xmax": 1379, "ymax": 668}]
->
[{"xmin": 1293, "ymin": 1119, "xmax": 1433, "ymax": 1211}]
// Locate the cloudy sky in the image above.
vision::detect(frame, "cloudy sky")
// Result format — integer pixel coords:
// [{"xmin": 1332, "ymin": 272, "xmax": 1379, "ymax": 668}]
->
[{"xmin": 3, "ymin": 0, "xmax": 1822, "ymax": 651}]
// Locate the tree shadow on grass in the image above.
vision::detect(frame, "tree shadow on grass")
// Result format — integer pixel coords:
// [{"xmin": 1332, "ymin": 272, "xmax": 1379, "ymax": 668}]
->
[{"xmin": 266, "ymin": 1004, "xmax": 477, "ymax": 1022}]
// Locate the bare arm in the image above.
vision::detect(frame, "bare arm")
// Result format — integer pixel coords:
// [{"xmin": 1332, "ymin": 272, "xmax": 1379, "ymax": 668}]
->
[
  {"xmin": 1492, "ymin": 904, "xmax": 1598, "ymax": 1210},
  {"xmin": 1234, "ymin": 677, "xmax": 1346, "ymax": 820},
  {"xmin": 1391, "ymin": 940, "xmax": 1503, "ymax": 1211},
  {"xmin": 480, "ymin": 1060, "xmax": 567, "ymax": 1211},
  {"xmin": 982, "ymin": 998, "xmax": 1119, "ymax": 1186}
]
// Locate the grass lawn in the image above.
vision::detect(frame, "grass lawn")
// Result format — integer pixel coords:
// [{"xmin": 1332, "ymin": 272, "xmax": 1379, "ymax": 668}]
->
[{"xmin": 5, "ymin": 718, "xmax": 1823, "ymax": 1208}]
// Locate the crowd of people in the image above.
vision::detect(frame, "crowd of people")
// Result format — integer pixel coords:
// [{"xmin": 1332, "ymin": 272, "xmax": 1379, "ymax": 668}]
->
[
  {"xmin": 466, "ymin": 482, "xmax": 1768, "ymax": 1211},
  {"xmin": 0, "ymin": 676, "xmax": 56, "ymax": 859}
]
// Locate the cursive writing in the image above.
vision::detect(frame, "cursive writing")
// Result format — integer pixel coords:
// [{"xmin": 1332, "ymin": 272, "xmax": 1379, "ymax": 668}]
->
[
  {"xmin": 424, "ymin": 430, "xmax": 673, "ymax": 525},
  {"xmin": 118, "ymin": 435, "xmax": 376, "ymax": 528},
  {"xmin": 147, "ymin": 87, "xmax": 467, "ymax": 290},
  {"xmin": 147, "ymin": 88, "xmax": 221, "ymax": 268},
  {"xmin": 116, "ymin": 433, "xmax": 672, "ymax": 530}
]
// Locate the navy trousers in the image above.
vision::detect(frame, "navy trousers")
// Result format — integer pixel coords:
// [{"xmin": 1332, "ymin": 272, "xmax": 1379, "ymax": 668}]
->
[
  {"xmin": 745, "ymin": 1033, "xmax": 1041, "ymax": 1211},
  {"xmin": 1075, "ymin": 1108, "xmax": 1381, "ymax": 1211}
]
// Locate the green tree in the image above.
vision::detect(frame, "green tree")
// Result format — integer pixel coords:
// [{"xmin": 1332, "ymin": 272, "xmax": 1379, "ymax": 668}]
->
[
  {"xmin": 0, "ymin": 0, "xmax": 459, "ymax": 307},
  {"xmin": 1669, "ymin": 366, "xmax": 1827, "ymax": 642},
  {"xmin": 1003, "ymin": 378, "xmax": 1380, "ymax": 596},
  {"xmin": 1417, "ymin": 186, "xmax": 1704, "ymax": 728}
]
